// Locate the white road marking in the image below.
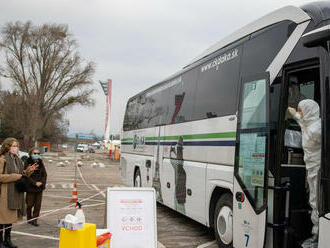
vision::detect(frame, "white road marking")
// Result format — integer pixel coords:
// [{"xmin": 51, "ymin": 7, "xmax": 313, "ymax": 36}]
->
[
  {"xmin": 61, "ymin": 183, "xmax": 74, "ymax": 189},
  {"xmin": 42, "ymin": 194, "xmax": 104, "ymax": 202},
  {"xmin": 47, "ymin": 183, "xmax": 110, "ymax": 186},
  {"xmin": 47, "ymin": 183, "xmax": 108, "ymax": 190},
  {"xmin": 50, "ymin": 178, "xmax": 75, "ymax": 181},
  {"xmin": 43, "ymin": 195, "xmax": 73, "ymax": 199},
  {"xmin": 46, "ymin": 184, "xmax": 56, "ymax": 189},
  {"xmin": 51, "ymin": 173, "xmax": 75, "ymax": 175},
  {"xmin": 197, "ymin": 240, "xmax": 216, "ymax": 248},
  {"xmin": 50, "ymin": 173, "xmax": 75, "ymax": 176},
  {"xmin": 77, "ymin": 183, "xmax": 110, "ymax": 186},
  {"xmin": 12, "ymin": 231, "xmax": 59, "ymax": 240},
  {"xmin": 91, "ymin": 184, "xmax": 106, "ymax": 198},
  {"xmin": 51, "ymin": 170, "xmax": 75, "ymax": 172},
  {"xmin": 158, "ymin": 241, "xmax": 166, "ymax": 248},
  {"xmin": 40, "ymin": 203, "xmax": 105, "ymax": 214},
  {"xmin": 45, "ymin": 189, "xmax": 97, "ymax": 192}
]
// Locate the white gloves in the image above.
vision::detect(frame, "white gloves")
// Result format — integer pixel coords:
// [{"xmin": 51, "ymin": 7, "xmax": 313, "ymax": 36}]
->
[
  {"xmin": 288, "ymin": 107, "xmax": 297, "ymax": 117},
  {"xmin": 287, "ymin": 107, "xmax": 302, "ymax": 121}
]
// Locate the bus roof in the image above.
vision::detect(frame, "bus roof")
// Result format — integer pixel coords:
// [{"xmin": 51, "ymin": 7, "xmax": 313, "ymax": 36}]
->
[
  {"xmin": 127, "ymin": 5, "xmax": 311, "ymax": 103},
  {"xmin": 186, "ymin": 5, "xmax": 310, "ymax": 67}
]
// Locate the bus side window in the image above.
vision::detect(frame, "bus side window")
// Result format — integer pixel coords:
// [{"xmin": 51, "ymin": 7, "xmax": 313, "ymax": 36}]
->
[
  {"xmin": 192, "ymin": 45, "xmax": 242, "ymax": 120},
  {"xmin": 299, "ymin": 81, "xmax": 314, "ymax": 100}
]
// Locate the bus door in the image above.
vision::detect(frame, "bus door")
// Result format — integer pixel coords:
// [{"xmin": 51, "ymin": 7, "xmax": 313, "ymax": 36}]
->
[
  {"xmin": 277, "ymin": 64, "xmax": 320, "ymax": 247},
  {"xmin": 301, "ymin": 26, "xmax": 330, "ymax": 248},
  {"xmin": 233, "ymin": 73, "xmax": 270, "ymax": 248},
  {"xmin": 318, "ymin": 46, "xmax": 330, "ymax": 248}
]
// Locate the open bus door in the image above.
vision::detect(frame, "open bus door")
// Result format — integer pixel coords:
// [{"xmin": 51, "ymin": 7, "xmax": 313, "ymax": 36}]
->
[
  {"xmin": 302, "ymin": 27, "xmax": 330, "ymax": 248},
  {"xmin": 233, "ymin": 73, "xmax": 270, "ymax": 248},
  {"xmin": 317, "ymin": 42, "xmax": 330, "ymax": 248}
]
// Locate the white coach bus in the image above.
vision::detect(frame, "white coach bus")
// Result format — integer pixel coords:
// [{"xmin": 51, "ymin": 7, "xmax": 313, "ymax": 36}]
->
[{"xmin": 120, "ymin": 2, "xmax": 330, "ymax": 248}]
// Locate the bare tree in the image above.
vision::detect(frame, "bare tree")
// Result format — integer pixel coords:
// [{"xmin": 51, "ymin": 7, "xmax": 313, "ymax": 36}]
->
[
  {"xmin": 0, "ymin": 91, "xmax": 25, "ymax": 139},
  {"xmin": 0, "ymin": 91, "xmax": 69, "ymax": 148},
  {"xmin": 0, "ymin": 21, "xmax": 95, "ymax": 145},
  {"xmin": 41, "ymin": 112, "xmax": 69, "ymax": 144}
]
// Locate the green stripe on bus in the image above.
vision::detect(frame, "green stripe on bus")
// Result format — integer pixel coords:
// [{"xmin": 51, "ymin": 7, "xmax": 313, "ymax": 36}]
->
[
  {"xmin": 144, "ymin": 137, "xmax": 158, "ymax": 141},
  {"xmin": 121, "ymin": 138, "xmax": 133, "ymax": 142},
  {"xmin": 144, "ymin": 132, "xmax": 236, "ymax": 141}
]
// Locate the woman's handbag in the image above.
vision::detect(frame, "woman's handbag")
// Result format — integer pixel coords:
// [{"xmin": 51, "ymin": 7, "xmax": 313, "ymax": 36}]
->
[
  {"xmin": 15, "ymin": 175, "xmax": 30, "ymax": 192},
  {"xmin": 1, "ymin": 159, "xmax": 30, "ymax": 193}
]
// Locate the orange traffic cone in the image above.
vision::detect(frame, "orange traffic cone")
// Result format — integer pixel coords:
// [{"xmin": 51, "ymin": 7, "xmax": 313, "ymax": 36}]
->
[{"xmin": 71, "ymin": 183, "xmax": 78, "ymax": 203}]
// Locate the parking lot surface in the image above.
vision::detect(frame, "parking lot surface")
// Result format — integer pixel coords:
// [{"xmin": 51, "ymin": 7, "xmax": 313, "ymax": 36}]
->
[{"xmin": 10, "ymin": 150, "xmax": 218, "ymax": 248}]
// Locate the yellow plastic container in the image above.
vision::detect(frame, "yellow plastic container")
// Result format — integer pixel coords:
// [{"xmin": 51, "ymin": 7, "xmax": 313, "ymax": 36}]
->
[{"xmin": 59, "ymin": 223, "xmax": 96, "ymax": 248}]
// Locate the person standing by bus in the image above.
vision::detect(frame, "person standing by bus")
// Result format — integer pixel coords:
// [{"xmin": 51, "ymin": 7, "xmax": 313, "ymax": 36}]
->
[
  {"xmin": 288, "ymin": 99, "xmax": 321, "ymax": 247},
  {"xmin": 0, "ymin": 138, "xmax": 38, "ymax": 248},
  {"xmin": 24, "ymin": 148, "xmax": 47, "ymax": 227}
]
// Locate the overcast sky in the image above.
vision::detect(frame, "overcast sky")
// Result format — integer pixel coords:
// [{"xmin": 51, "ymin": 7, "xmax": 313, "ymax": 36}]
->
[{"xmin": 0, "ymin": 0, "xmax": 314, "ymax": 136}]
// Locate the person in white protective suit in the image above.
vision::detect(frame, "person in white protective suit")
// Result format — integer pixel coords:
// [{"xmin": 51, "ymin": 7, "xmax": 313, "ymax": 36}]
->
[{"xmin": 288, "ymin": 99, "xmax": 321, "ymax": 247}]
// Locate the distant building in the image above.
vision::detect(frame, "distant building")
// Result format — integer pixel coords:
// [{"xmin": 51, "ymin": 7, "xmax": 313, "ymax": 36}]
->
[{"xmin": 67, "ymin": 133, "xmax": 96, "ymax": 144}]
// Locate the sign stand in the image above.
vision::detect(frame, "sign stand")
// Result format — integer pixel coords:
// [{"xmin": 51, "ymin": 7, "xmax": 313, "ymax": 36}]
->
[{"xmin": 106, "ymin": 187, "xmax": 157, "ymax": 248}]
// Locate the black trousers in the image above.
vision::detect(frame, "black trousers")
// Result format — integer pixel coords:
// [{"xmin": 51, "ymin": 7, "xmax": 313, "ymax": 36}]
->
[{"xmin": 26, "ymin": 192, "xmax": 43, "ymax": 221}]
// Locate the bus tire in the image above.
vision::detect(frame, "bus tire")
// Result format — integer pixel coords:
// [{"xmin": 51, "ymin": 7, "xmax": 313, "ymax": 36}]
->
[
  {"xmin": 134, "ymin": 168, "xmax": 142, "ymax": 187},
  {"xmin": 214, "ymin": 193, "xmax": 233, "ymax": 248}
]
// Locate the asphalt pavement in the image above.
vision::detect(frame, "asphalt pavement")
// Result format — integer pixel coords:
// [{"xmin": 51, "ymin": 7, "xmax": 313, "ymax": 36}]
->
[{"xmin": 9, "ymin": 150, "xmax": 218, "ymax": 248}]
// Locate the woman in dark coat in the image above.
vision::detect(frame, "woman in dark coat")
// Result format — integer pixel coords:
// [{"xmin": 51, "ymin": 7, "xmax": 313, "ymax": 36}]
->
[
  {"xmin": 0, "ymin": 138, "xmax": 37, "ymax": 248},
  {"xmin": 24, "ymin": 148, "xmax": 47, "ymax": 227}
]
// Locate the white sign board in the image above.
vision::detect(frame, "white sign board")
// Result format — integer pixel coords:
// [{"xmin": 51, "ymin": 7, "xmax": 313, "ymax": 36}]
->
[{"xmin": 107, "ymin": 187, "xmax": 157, "ymax": 248}]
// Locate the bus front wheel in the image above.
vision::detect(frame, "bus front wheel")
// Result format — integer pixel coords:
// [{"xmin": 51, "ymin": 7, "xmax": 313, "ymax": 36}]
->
[
  {"xmin": 134, "ymin": 168, "xmax": 142, "ymax": 187},
  {"xmin": 214, "ymin": 193, "xmax": 233, "ymax": 248}
]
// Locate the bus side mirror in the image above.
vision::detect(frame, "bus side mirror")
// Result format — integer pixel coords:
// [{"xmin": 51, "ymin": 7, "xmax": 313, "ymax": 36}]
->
[{"xmin": 302, "ymin": 24, "xmax": 330, "ymax": 48}]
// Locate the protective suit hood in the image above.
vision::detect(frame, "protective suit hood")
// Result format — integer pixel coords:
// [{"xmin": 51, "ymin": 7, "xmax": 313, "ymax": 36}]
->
[{"xmin": 298, "ymin": 99, "xmax": 320, "ymax": 126}]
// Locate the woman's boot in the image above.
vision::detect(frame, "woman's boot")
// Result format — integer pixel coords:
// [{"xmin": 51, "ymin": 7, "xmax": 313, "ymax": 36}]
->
[
  {"xmin": 0, "ymin": 225, "xmax": 4, "ymax": 248},
  {"xmin": 3, "ymin": 224, "xmax": 17, "ymax": 248}
]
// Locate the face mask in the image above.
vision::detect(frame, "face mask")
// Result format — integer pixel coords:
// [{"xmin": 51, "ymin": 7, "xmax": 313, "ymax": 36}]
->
[
  {"xmin": 32, "ymin": 154, "xmax": 40, "ymax": 160},
  {"xmin": 9, "ymin": 147, "xmax": 18, "ymax": 155},
  {"xmin": 295, "ymin": 112, "xmax": 302, "ymax": 120}
]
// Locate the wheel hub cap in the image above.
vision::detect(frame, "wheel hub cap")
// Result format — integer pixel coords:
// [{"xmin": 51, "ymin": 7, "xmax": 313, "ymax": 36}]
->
[{"xmin": 217, "ymin": 206, "xmax": 233, "ymax": 245}]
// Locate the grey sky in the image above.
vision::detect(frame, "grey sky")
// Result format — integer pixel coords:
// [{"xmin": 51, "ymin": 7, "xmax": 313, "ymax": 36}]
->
[{"xmin": 0, "ymin": 0, "xmax": 313, "ymax": 136}]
